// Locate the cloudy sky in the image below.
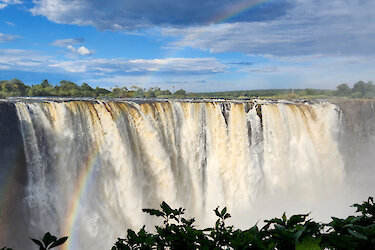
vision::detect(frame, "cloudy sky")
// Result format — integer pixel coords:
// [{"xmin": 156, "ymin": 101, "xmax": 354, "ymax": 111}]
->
[{"xmin": 0, "ymin": 0, "xmax": 374, "ymax": 91}]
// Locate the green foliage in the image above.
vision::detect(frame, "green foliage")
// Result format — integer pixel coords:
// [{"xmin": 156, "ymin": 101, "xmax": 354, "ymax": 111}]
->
[
  {"xmin": 322, "ymin": 197, "xmax": 375, "ymax": 249},
  {"xmin": 145, "ymin": 87, "xmax": 160, "ymax": 98},
  {"xmin": 2, "ymin": 78, "xmax": 374, "ymax": 99},
  {"xmin": 193, "ymin": 88, "xmax": 336, "ymax": 99},
  {"xmin": 262, "ymin": 213, "xmax": 321, "ymax": 249},
  {"xmin": 0, "ymin": 79, "xmax": 29, "ymax": 97},
  {"xmin": 334, "ymin": 81, "xmax": 375, "ymax": 98},
  {"xmin": 336, "ymin": 83, "xmax": 351, "ymax": 96},
  {"xmin": 155, "ymin": 90, "xmax": 171, "ymax": 97},
  {"xmin": 305, "ymin": 88, "xmax": 318, "ymax": 95},
  {"xmin": 112, "ymin": 201, "xmax": 205, "ymax": 249},
  {"xmin": 41, "ymin": 79, "xmax": 51, "ymax": 88},
  {"xmin": 111, "ymin": 86, "xmax": 134, "ymax": 98},
  {"xmin": 1, "ymin": 197, "xmax": 375, "ymax": 249},
  {"xmin": 173, "ymin": 89, "xmax": 187, "ymax": 97},
  {"xmin": 113, "ymin": 197, "xmax": 375, "ymax": 250},
  {"xmin": 29, "ymin": 232, "xmax": 68, "ymax": 250},
  {"xmin": 95, "ymin": 86, "xmax": 111, "ymax": 96},
  {"xmin": 295, "ymin": 237, "xmax": 321, "ymax": 250}
]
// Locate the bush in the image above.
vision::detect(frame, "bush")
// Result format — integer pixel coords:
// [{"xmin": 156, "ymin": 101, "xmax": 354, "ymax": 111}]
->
[
  {"xmin": 112, "ymin": 197, "xmax": 375, "ymax": 250},
  {"xmin": 2, "ymin": 197, "xmax": 374, "ymax": 249}
]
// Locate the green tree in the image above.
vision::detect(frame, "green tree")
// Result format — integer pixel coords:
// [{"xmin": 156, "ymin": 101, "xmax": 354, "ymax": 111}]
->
[
  {"xmin": 173, "ymin": 89, "xmax": 187, "ymax": 97},
  {"xmin": 58, "ymin": 80, "xmax": 79, "ymax": 90},
  {"xmin": 94, "ymin": 86, "xmax": 111, "ymax": 96},
  {"xmin": 80, "ymin": 82, "xmax": 93, "ymax": 91},
  {"xmin": 155, "ymin": 90, "xmax": 172, "ymax": 97},
  {"xmin": 145, "ymin": 87, "xmax": 156, "ymax": 98},
  {"xmin": 306, "ymin": 88, "xmax": 318, "ymax": 95},
  {"xmin": 134, "ymin": 87, "xmax": 146, "ymax": 98},
  {"xmin": 112, "ymin": 86, "xmax": 132, "ymax": 97},
  {"xmin": 41, "ymin": 79, "xmax": 51, "ymax": 88},
  {"xmin": 352, "ymin": 81, "xmax": 367, "ymax": 97},
  {"xmin": 55, "ymin": 80, "xmax": 80, "ymax": 96},
  {"xmin": 336, "ymin": 83, "xmax": 351, "ymax": 96},
  {"xmin": 0, "ymin": 79, "xmax": 28, "ymax": 96}
]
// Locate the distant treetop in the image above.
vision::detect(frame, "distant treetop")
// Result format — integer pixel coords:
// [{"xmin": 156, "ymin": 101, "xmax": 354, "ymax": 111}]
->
[{"xmin": 1, "ymin": 79, "xmax": 374, "ymax": 99}]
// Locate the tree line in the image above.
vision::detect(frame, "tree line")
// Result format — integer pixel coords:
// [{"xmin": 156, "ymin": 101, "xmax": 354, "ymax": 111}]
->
[
  {"xmin": 194, "ymin": 81, "xmax": 375, "ymax": 99},
  {"xmin": 0, "ymin": 79, "xmax": 187, "ymax": 98},
  {"xmin": 0, "ymin": 78, "xmax": 374, "ymax": 99},
  {"xmin": 335, "ymin": 81, "xmax": 375, "ymax": 98}
]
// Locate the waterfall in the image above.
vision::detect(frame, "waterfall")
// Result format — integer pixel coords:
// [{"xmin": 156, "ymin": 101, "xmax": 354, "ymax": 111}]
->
[{"xmin": 7, "ymin": 99, "xmax": 348, "ymax": 249}]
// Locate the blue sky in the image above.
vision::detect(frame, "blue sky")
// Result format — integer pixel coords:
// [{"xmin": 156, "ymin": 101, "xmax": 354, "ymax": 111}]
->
[{"xmin": 0, "ymin": 0, "xmax": 374, "ymax": 92}]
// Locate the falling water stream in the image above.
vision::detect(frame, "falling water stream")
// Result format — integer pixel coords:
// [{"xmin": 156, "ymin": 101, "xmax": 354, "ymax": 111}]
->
[{"xmin": 0, "ymin": 99, "xmax": 374, "ymax": 249}]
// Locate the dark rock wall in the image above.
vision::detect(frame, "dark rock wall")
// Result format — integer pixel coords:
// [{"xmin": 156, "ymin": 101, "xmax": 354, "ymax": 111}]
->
[
  {"xmin": 333, "ymin": 100, "xmax": 375, "ymax": 171},
  {"xmin": 0, "ymin": 102, "xmax": 29, "ymax": 248},
  {"xmin": 333, "ymin": 100, "xmax": 375, "ymax": 198}
]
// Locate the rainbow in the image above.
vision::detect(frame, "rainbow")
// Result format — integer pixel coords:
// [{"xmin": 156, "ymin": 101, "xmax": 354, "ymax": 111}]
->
[
  {"xmin": 58, "ymin": 2, "xmax": 274, "ymax": 246},
  {"xmin": 211, "ymin": 0, "xmax": 272, "ymax": 24},
  {"xmin": 61, "ymin": 101, "xmax": 126, "ymax": 250},
  {"xmin": 62, "ymin": 144, "xmax": 100, "ymax": 250},
  {"xmin": 138, "ymin": 0, "xmax": 273, "ymax": 89}
]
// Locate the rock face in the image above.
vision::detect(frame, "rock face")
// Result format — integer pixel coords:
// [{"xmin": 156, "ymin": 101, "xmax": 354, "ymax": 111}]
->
[
  {"xmin": 0, "ymin": 102, "xmax": 28, "ymax": 248},
  {"xmin": 333, "ymin": 100, "xmax": 375, "ymax": 196},
  {"xmin": 333, "ymin": 100, "xmax": 375, "ymax": 170}
]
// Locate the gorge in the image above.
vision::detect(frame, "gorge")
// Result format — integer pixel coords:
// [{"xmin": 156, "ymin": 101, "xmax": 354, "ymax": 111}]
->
[{"xmin": 0, "ymin": 98, "xmax": 374, "ymax": 249}]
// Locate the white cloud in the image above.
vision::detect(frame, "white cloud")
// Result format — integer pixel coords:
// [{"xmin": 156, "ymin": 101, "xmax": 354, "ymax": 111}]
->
[
  {"xmin": 240, "ymin": 66, "xmax": 278, "ymax": 73},
  {"xmin": 65, "ymin": 45, "xmax": 92, "ymax": 56},
  {"xmin": 0, "ymin": 49, "xmax": 52, "ymax": 71},
  {"xmin": 0, "ymin": 0, "xmax": 22, "ymax": 9},
  {"xmin": 163, "ymin": 0, "xmax": 375, "ymax": 57},
  {"xmin": 5, "ymin": 21, "xmax": 15, "ymax": 26},
  {"xmin": 51, "ymin": 38, "xmax": 84, "ymax": 47},
  {"xmin": 51, "ymin": 38, "xmax": 92, "ymax": 56},
  {"xmin": 29, "ymin": 0, "xmax": 292, "ymax": 30},
  {"xmin": 51, "ymin": 57, "xmax": 226, "ymax": 74},
  {"xmin": 76, "ymin": 46, "xmax": 91, "ymax": 55},
  {"xmin": 2, "ymin": 0, "xmax": 22, "ymax": 3},
  {"xmin": 0, "ymin": 49, "xmax": 226, "ymax": 76},
  {"xmin": 231, "ymin": 54, "xmax": 375, "ymax": 89},
  {"xmin": 82, "ymin": 55, "xmax": 375, "ymax": 90},
  {"xmin": 66, "ymin": 44, "xmax": 76, "ymax": 52},
  {"xmin": 28, "ymin": 0, "xmax": 375, "ymax": 58},
  {"xmin": 0, "ymin": 33, "xmax": 19, "ymax": 42},
  {"xmin": 1, "ymin": 48, "xmax": 373, "ymax": 91}
]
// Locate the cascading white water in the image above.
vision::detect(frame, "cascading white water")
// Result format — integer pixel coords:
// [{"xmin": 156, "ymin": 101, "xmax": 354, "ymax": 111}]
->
[{"xmin": 15, "ymin": 100, "xmax": 345, "ymax": 250}]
